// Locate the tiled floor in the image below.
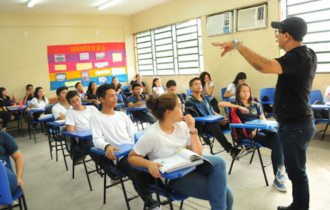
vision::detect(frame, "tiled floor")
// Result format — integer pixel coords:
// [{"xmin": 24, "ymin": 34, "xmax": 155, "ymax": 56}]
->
[{"xmin": 5, "ymin": 125, "xmax": 330, "ymax": 210}]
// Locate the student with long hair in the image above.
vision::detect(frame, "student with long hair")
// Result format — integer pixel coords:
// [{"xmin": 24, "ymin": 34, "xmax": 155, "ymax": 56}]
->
[
  {"xmin": 128, "ymin": 92, "xmax": 233, "ymax": 210},
  {"xmin": 26, "ymin": 87, "xmax": 49, "ymax": 121},
  {"xmin": 199, "ymin": 71, "xmax": 220, "ymax": 113},
  {"xmin": 111, "ymin": 77, "xmax": 122, "ymax": 94},
  {"xmin": 75, "ymin": 82, "xmax": 85, "ymax": 94},
  {"xmin": 152, "ymin": 77, "xmax": 165, "ymax": 96},
  {"xmin": 84, "ymin": 81, "xmax": 102, "ymax": 110},
  {"xmin": 223, "ymin": 72, "xmax": 246, "ymax": 99},
  {"xmin": 129, "ymin": 74, "xmax": 147, "ymax": 93},
  {"xmin": 219, "ymin": 83, "xmax": 287, "ymax": 192}
]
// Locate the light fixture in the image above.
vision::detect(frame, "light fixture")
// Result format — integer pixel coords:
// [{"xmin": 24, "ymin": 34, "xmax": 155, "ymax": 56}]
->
[
  {"xmin": 98, "ymin": 0, "xmax": 122, "ymax": 11},
  {"xmin": 27, "ymin": 0, "xmax": 39, "ymax": 8}
]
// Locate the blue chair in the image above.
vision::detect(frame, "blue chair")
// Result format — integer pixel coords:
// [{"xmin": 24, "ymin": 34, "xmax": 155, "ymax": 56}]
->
[
  {"xmin": 221, "ymin": 87, "xmax": 227, "ymax": 101},
  {"xmin": 309, "ymin": 90, "xmax": 329, "ymax": 140},
  {"xmin": 260, "ymin": 88, "xmax": 275, "ymax": 118},
  {"xmin": 228, "ymin": 108, "xmax": 270, "ymax": 186},
  {"xmin": 123, "ymin": 85, "xmax": 132, "ymax": 96},
  {"xmin": 90, "ymin": 145, "xmax": 139, "ymax": 208},
  {"xmin": 0, "ymin": 157, "xmax": 28, "ymax": 209},
  {"xmin": 134, "ymin": 129, "xmax": 147, "ymax": 143},
  {"xmin": 186, "ymin": 88, "xmax": 192, "ymax": 97},
  {"xmin": 309, "ymin": 90, "xmax": 323, "ymax": 104},
  {"xmin": 116, "ymin": 94, "xmax": 124, "ymax": 102}
]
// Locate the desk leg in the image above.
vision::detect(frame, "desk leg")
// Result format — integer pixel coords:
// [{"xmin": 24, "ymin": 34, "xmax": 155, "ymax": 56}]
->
[{"xmin": 19, "ymin": 110, "xmax": 25, "ymax": 137}]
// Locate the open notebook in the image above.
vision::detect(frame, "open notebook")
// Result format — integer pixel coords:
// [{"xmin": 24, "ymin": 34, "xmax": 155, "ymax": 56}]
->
[
  {"xmin": 153, "ymin": 148, "xmax": 212, "ymax": 173},
  {"xmin": 245, "ymin": 119, "xmax": 278, "ymax": 126},
  {"xmin": 7, "ymin": 105, "xmax": 27, "ymax": 110},
  {"xmin": 54, "ymin": 119, "xmax": 65, "ymax": 124},
  {"xmin": 38, "ymin": 114, "xmax": 53, "ymax": 120}
]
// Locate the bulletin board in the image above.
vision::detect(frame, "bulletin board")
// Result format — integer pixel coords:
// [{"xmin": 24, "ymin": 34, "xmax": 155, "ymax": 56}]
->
[{"xmin": 47, "ymin": 42, "xmax": 128, "ymax": 90}]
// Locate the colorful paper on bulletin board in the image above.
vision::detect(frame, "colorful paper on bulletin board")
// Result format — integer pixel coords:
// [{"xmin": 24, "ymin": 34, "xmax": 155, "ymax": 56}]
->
[{"xmin": 47, "ymin": 42, "xmax": 128, "ymax": 90}]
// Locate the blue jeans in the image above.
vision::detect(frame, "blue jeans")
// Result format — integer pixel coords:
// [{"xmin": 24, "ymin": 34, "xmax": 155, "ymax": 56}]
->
[
  {"xmin": 168, "ymin": 155, "xmax": 233, "ymax": 210},
  {"xmin": 5, "ymin": 166, "xmax": 18, "ymax": 195},
  {"xmin": 137, "ymin": 111, "xmax": 156, "ymax": 124},
  {"xmin": 278, "ymin": 120, "xmax": 315, "ymax": 210},
  {"xmin": 255, "ymin": 128, "xmax": 284, "ymax": 175}
]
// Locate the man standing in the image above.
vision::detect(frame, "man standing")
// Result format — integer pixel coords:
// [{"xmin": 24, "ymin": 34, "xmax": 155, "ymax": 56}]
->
[{"xmin": 213, "ymin": 17, "xmax": 316, "ymax": 210}]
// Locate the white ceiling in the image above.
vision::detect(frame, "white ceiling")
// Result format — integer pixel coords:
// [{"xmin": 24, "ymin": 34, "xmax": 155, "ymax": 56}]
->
[{"xmin": 0, "ymin": 0, "xmax": 171, "ymax": 16}]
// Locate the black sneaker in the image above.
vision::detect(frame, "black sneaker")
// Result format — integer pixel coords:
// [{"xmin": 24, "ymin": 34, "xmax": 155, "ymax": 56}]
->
[{"xmin": 230, "ymin": 147, "xmax": 246, "ymax": 159}]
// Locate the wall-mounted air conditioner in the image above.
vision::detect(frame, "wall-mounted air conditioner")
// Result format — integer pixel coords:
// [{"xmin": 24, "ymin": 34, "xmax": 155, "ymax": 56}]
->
[
  {"xmin": 207, "ymin": 12, "xmax": 232, "ymax": 36},
  {"xmin": 238, "ymin": 4, "xmax": 267, "ymax": 31}
]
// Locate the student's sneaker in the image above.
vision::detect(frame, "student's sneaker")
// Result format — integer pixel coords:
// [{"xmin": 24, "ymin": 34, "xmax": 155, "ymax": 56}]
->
[
  {"xmin": 273, "ymin": 179, "xmax": 287, "ymax": 192},
  {"xmin": 230, "ymin": 146, "xmax": 246, "ymax": 159},
  {"xmin": 276, "ymin": 170, "xmax": 288, "ymax": 184},
  {"xmin": 149, "ymin": 206, "xmax": 161, "ymax": 210},
  {"xmin": 111, "ymin": 178, "xmax": 121, "ymax": 184}
]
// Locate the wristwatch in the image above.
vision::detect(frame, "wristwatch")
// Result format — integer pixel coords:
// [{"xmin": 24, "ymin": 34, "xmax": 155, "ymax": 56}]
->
[
  {"xmin": 189, "ymin": 129, "xmax": 198, "ymax": 135},
  {"xmin": 233, "ymin": 39, "xmax": 241, "ymax": 49}
]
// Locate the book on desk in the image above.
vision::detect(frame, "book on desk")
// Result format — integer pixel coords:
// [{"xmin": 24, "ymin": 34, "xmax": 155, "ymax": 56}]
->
[
  {"xmin": 153, "ymin": 148, "xmax": 212, "ymax": 173},
  {"xmin": 38, "ymin": 114, "xmax": 53, "ymax": 120},
  {"xmin": 54, "ymin": 119, "xmax": 65, "ymax": 124},
  {"xmin": 245, "ymin": 119, "xmax": 278, "ymax": 126}
]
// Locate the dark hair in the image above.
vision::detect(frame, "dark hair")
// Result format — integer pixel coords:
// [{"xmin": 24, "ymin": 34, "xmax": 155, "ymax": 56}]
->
[
  {"xmin": 166, "ymin": 80, "xmax": 176, "ymax": 88},
  {"xmin": 132, "ymin": 82, "xmax": 141, "ymax": 90},
  {"xmin": 26, "ymin": 84, "xmax": 33, "ymax": 90},
  {"xmin": 56, "ymin": 86, "xmax": 68, "ymax": 96},
  {"xmin": 189, "ymin": 77, "xmax": 201, "ymax": 87},
  {"xmin": 96, "ymin": 84, "xmax": 115, "ymax": 100},
  {"xmin": 235, "ymin": 83, "xmax": 253, "ymax": 105},
  {"xmin": 152, "ymin": 78, "xmax": 160, "ymax": 88},
  {"xmin": 111, "ymin": 77, "xmax": 118, "ymax": 84},
  {"xmin": 66, "ymin": 91, "xmax": 80, "ymax": 103},
  {"xmin": 87, "ymin": 82, "xmax": 96, "ymax": 95},
  {"xmin": 34, "ymin": 87, "xmax": 46, "ymax": 103},
  {"xmin": 233, "ymin": 72, "xmax": 247, "ymax": 87},
  {"xmin": 75, "ymin": 82, "xmax": 82, "ymax": 89},
  {"xmin": 146, "ymin": 93, "xmax": 178, "ymax": 120},
  {"xmin": 0, "ymin": 87, "xmax": 6, "ymax": 98},
  {"xmin": 135, "ymin": 74, "xmax": 140, "ymax": 78},
  {"xmin": 199, "ymin": 72, "xmax": 212, "ymax": 87}
]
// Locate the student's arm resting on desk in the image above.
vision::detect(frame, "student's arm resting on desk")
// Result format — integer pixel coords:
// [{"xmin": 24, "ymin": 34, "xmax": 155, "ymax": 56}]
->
[
  {"xmin": 11, "ymin": 150, "xmax": 24, "ymax": 188},
  {"xmin": 218, "ymin": 101, "xmax": 250, "ymax": 114},
  {"xmin": 224, "ymin": 90, "xmax": 235, "ymax": 98},
  {"xmin": 52, "ymin": 105, "xmax": 65, "ymax": 120},
  {"xmin": 213, "ymin": 41, "xmax": 283, "ymax": 74},
  {"xmin": 128, "ymin": 135, "xmax": 162, "ymax": 178},
  {"xmin": 65, "ymin": 110, "xmax": 75, "ymax": 132}
]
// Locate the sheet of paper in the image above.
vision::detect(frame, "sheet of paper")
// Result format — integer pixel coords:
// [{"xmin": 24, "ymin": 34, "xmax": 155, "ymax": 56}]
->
[
  {"xmin": 112, "ymin": 53, "xmax": 122, "ymax": 62},
  {"xmin": 76, "ymin": 63, "xmax": 93, "ymax": 70},
  {"xmin": 112, "ymin": 68, "xmax": 126, "ymax": 75},
  {"xmin": 54, "ymin": 65, "xmax": 67, "ymax": 71}
]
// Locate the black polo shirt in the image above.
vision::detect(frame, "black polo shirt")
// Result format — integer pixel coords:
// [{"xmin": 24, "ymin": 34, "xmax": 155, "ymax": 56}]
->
[{"xmin": 274, "ymin": 45, "xmax": 317, "ymax": 124}]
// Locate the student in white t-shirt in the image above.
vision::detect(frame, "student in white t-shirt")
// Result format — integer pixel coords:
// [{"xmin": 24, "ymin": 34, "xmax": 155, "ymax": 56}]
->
[
  {"xmin": 52, "ymin": 86, "xmax": 71, "ymax": 120},
  {"xmin": 90, "ymin": 84, "xmax": 160, "ymax": 210},
  {"xmin": 199, "ymin": 71, "xmax": 220, "ymax": 113},
  {"xmin": 128, "ymin": 93, "xmax": 233, "ymax": 210},
  {"xmin": 26, "ymin": 87, "xmax": 49, "ymax": 121},
  {"xmin": 65, "ymin": 91, "xmax": 99, "ymax": 165},
  {"xmin": 224, "ymin": 72, "xmax": 246, "ymax": 99},
  {"xmin": 152, "ymin": 77, "xmax": 165, "ymax": 96}
]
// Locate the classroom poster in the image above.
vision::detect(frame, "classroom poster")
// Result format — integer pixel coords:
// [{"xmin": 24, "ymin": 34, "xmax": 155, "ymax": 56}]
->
[{"xmin": 47, "ymin": 42, "xmax": 128, "ymax": 90}]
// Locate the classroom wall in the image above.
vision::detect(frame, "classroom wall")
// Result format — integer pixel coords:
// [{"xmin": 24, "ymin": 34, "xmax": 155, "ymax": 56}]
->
[
  {"xmin": 130, "ymin": 0, "xmax": 330, "ymax": 100},
  {"xmin": 0, "ymin": 12, "xmax": 135, "ymax": 100}
]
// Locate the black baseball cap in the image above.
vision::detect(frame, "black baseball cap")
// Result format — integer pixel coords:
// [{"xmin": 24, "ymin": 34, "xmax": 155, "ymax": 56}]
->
[{"xmin": 271, "ymin": 17, "xmax": 307, "ymax": 41}]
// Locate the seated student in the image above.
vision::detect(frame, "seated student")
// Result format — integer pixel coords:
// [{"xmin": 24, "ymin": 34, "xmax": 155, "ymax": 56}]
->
[
  {"xmin": 52, "ymin": 86, "xmax": 71, "ymax": 121},
  {"xmin": 23, "ymin": 84, "xmax": 34, "ymax": 105},
  {"xmin": 128, "ymin": 93, "xmax": 233, "ymax": 210},
  {"xmin": 166, "ymin": 80, "xmax": 185, "ymax": 105},
  {"xmin": 199, "ymin": 72, "xmax": 220, "ymax": 114},
  {"xmin": 127, "ymin": 83, "xmax": 156, "ymax": 124},
  {"xmin": 26, "ymin": 87, "xmax": 49, "ymax": 121},
  {"xmin": 0, "ymin": 131, "xmax": 25, "ymax": 195},
  {"xmin": 312, "ymin": 85, "xmax": 330, "ymax": 119},
  {"xmin": 185, "ymin": 78, "xmax": 240, "ymax": 156},
  {"xmin": 0, "ymin": 87, "xmax": 20, "ymax": 132},
  {"xmin": 65, "ymin": 91, "xmax": 100, "ymax": 164},
  {"xmin": 219, "ymin": 82, "xmax": 288, "ymax": 192},
  {"xmin": 84, "ymin": 81, "xmax": 102, "ymax": 111},
  {"xmin": 90, "ymin": 84, "xmax": 159, "ymax": 210},
  {"xmin": 152, "ymin": 77, "xmax": 165, "ymax": 96},
  {"xmin": 75, "ymin": 82, "xmax": 85, "ymax": 94},
  {"xmin": 224, "ymin": 72, "xmax": 246, "ymax": 99},
  {"xmin": 111, "ymin": 77, "xmax": 122, "ymax": 94},
  {"xmin": 129, "ymin": 74, "xmax": 146, "ymax": 93}
]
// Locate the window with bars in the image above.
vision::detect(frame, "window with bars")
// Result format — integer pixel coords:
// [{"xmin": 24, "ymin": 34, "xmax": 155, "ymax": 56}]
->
[
  {"xmin": 135, "ymin": 18, "xmax": 204, "ymax": 76},
  {"xmin": 283, "ymin": 0, "xmax": 330, "ymax": 73}
]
